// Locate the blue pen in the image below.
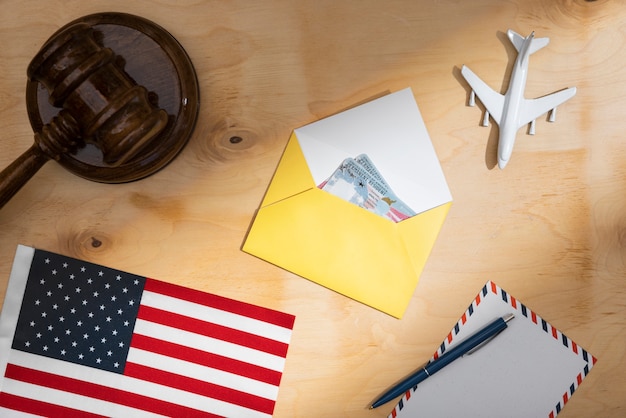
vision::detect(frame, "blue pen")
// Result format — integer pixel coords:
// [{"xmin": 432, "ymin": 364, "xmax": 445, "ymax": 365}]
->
[{"xmin": 370, "ymin": 313, "xmax": 515, "ymax": 409}]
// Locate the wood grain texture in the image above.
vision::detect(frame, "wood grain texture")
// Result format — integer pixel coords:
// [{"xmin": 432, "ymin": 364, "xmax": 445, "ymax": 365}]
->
[{"xmin": 0, "ymin": 0, "xmax": 624, "ymax": 416}]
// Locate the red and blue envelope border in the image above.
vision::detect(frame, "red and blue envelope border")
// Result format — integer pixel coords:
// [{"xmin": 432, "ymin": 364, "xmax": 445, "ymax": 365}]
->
[{"xmin": 388, "ymin": 280, "xmax": 597, "ymax": 418}]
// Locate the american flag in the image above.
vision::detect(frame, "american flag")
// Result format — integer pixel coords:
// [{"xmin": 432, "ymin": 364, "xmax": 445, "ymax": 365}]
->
[{"xmin": 0, "ymin": 245, "xmax": 295, "ymax": 417}]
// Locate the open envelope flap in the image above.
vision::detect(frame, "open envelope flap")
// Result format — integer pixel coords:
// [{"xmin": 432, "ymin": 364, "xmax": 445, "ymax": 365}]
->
[
  {"xmin": 294, "ymin": 88, "xmax": 452, "ymax": 214},
  {"xmin": 260, "ymin": 132, "xmax": 314, "ymax": 207}
]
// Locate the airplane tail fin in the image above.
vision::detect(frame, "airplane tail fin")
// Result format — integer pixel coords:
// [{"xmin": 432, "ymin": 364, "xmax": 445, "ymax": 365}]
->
[{"xmin": 507, "ymin": 29, "xmax": 549, "ymax": 55}]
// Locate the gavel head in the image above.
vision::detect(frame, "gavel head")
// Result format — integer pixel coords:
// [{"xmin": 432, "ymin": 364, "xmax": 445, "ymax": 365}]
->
[{"xmin": 27, "ymin": 22, "xmax": 168, "ymax": 166}]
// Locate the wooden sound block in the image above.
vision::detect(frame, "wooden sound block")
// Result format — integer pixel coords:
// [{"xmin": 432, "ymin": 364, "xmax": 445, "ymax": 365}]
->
[{"xmin": 25, "ymin": 12, "xmax": 200, "ymax": 183}]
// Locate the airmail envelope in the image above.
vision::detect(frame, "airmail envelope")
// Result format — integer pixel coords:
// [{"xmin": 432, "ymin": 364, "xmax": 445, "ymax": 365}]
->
[{"xmin": 243, "ymin": 88, "xmax": 452, "ymax": 318}]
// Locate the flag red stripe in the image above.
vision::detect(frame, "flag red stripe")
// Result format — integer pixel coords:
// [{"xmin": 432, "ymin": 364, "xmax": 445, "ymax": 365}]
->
[
  {"xmin": 144, "ymin": 278, "xmax": 295, "ymax": 329},
  {"xmin": 137, "ymin": 304, "xmax": 290, "ymax": 357},
  {"xmin": 131, "ymin": 334, "xmax": 283, "ymax": 385},
  {"xmin": 125, "ymin": 362, "xmax": 276, "ymax": 415},
  {"xmin": 5, "ymin": 364, "xmax": 222, "ymax": 418},
  {"xmin": 0, "ymin": 392, "xmax": 107, "ymax": 418}
]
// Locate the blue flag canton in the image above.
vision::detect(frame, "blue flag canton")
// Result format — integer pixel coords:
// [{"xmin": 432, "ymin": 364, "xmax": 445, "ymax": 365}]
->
[{"xmin": 12, "ymin": 249, "xmax": 146, "ymax": 374}]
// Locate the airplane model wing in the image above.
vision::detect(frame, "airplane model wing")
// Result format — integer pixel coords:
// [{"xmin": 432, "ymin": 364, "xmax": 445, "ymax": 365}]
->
[
  {"xmin": 461, "ymin": 65, "xmax": 505, "ymax": 125},
  {"xmin": 518, "ymin": 87, "xmax": 577, "ymax": 128}
]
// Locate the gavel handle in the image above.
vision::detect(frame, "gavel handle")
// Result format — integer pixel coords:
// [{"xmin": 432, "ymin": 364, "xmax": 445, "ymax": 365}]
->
[{"xmin": 0, "ymin": 144, "xmax": 50, "ymax": 210}]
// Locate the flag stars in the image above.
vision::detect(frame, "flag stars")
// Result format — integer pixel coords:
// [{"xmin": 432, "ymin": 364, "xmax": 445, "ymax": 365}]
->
[
  {"xmin": 25, "ymin": 341, "xmax": 31, "ymax": 347},
  {"xmin": 45, "ymin": 258, "xmax": 50, "ymax": 264},
  {"xmin": 18, "ymin": 252, "xmax": 147, "ymax": 374}
]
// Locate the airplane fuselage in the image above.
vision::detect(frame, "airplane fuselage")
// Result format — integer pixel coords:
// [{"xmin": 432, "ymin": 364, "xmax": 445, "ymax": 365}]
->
[{"xmin": 497, "ymin": 36, "xmax": 533, "ymax": 169}]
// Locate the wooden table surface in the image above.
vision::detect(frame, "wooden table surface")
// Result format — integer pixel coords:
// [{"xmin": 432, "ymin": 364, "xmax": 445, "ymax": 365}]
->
[{"xmin": 1, "ymin": 0, "xmax": 624, "ymax": 416}]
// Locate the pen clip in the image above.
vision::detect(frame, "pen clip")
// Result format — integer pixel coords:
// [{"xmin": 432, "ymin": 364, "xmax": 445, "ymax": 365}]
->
[
  {"xmin": 466, "ymin": 313, "xmax": 514, "ymax": 356},
  {"xmin": 465, "ymin": 329, "xmax": 504, "ymax": 355}
]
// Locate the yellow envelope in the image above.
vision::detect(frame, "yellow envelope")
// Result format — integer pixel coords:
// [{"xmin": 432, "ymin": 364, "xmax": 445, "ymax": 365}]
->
[{"xmin": 243, "ymin": 88, "xmax": 452, "ymax": 318}]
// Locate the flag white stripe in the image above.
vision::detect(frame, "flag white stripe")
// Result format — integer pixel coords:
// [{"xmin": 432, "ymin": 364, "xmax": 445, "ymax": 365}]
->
[
  {"xmin": 134, "ymin": 319, "xmax": 287, "ymax": 372},
  {"xmin": 1, "ymin": 377, "xmax": 168, "ymax": 418},
  {"xmin": 141, "ymin": 290, "xmax": 293, "ymax": 343},
  {"xmin": 0, "ymin": 406, "xmax": 41, "ymax": 417},
  {"xmin": 128, "ymin": 347, "xmax": 279, "ymax": 400},
  {"xmin": 0, "ymin": 245, "xmax": 34, "ymax": 388},
  {"xmin": 7, "ymin": 350, "xmax": 272, "ymax": 418}
]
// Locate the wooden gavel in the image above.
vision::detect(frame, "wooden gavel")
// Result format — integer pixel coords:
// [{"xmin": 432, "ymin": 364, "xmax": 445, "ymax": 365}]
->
[{"xmin": 0, "ymin": 16, "xmax": 186, "ymax": 210}]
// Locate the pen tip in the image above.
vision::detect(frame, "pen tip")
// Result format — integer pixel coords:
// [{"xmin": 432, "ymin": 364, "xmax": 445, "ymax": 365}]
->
[{"xmin": 503, "ymin": 313, "xmax": 515, "ymax": 323}]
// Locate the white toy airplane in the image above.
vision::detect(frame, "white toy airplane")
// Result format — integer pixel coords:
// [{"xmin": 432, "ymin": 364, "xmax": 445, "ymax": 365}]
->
[{"xmin": 461, "ymin": 29, "xmax": 577, "ymax": 169}]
